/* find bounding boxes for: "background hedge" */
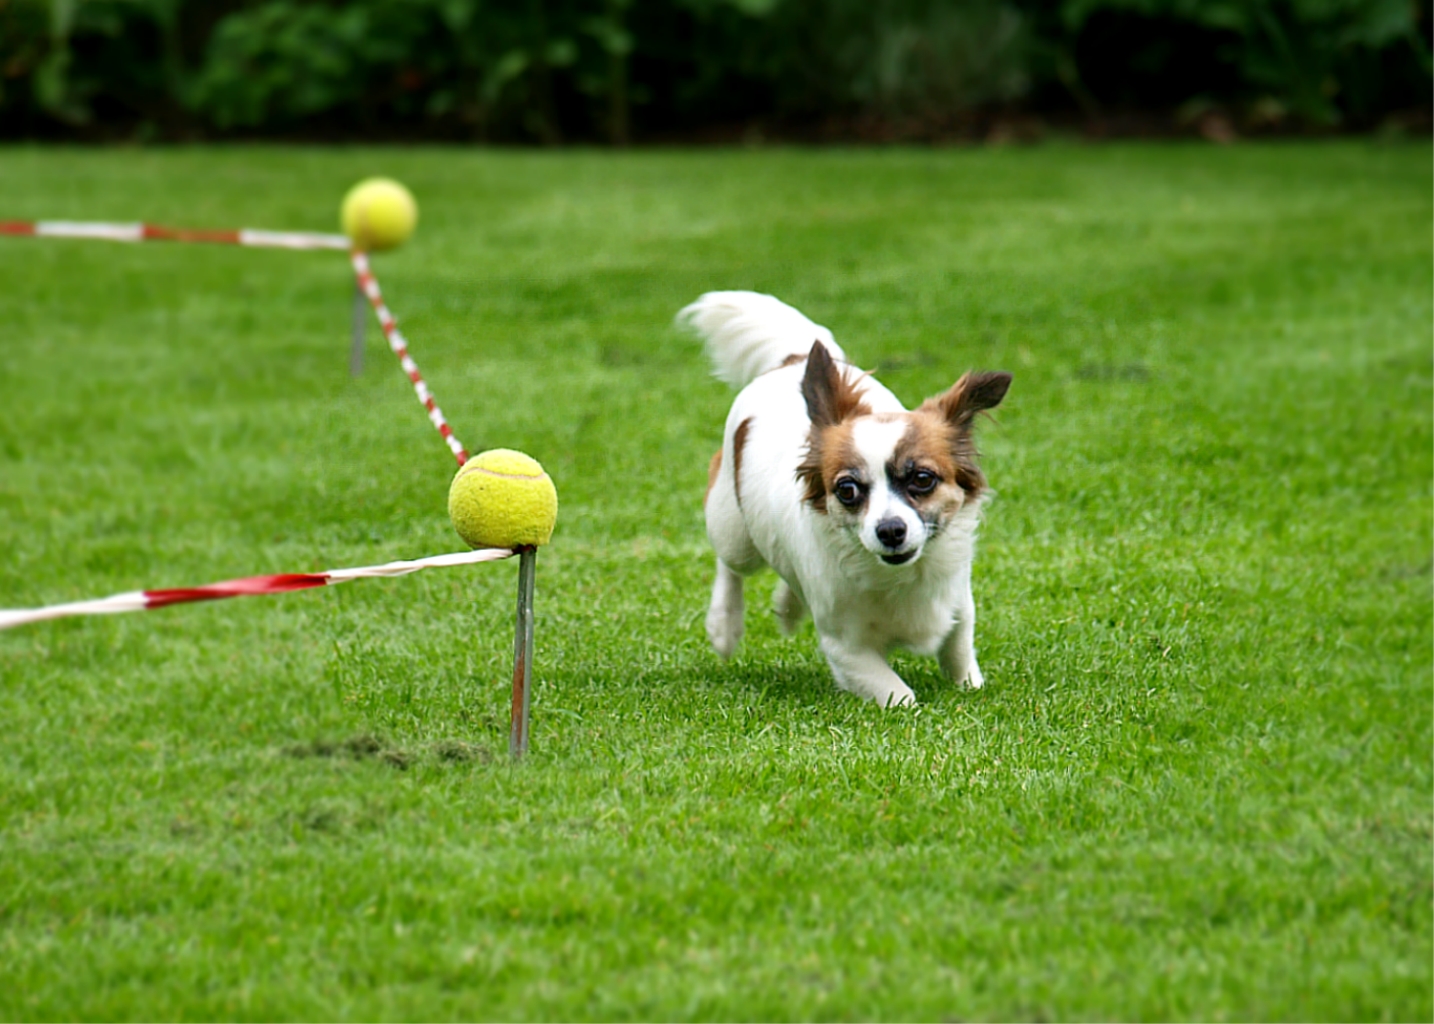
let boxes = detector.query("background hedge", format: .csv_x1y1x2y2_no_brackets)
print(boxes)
2,0,1429,142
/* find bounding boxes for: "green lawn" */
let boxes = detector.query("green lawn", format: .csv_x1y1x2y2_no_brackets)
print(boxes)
0,142,1429,1021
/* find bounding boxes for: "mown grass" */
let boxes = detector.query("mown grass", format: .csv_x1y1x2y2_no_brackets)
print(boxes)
0,142,1429,1021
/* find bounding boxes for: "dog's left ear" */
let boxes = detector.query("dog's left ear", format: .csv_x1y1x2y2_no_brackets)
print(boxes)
801,342,868,428
928,371,1012,432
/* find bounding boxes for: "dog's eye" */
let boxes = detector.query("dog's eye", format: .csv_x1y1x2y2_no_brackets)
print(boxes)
833,479,865,507
908,470,938,495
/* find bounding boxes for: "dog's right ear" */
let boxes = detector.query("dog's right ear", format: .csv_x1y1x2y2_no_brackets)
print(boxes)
930,371,1012,432
801,342,867,428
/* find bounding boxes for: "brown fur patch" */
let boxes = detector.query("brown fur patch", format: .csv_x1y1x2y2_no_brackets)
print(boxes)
795,344,872,511
705,447,722,507
796,420,864,511
732,416,754,508
892,412,960,485
891,411,978,510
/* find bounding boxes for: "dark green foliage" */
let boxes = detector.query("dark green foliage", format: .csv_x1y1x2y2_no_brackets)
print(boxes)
0,0,1427,140
1027,0,1434,125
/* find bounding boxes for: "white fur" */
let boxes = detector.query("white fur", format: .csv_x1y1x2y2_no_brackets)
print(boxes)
676,290,846,389
682,290,991,707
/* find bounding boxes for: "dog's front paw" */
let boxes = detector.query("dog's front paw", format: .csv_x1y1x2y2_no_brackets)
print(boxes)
879,684,918,708
706,606,743,660
940,639,984,691
960,660,985,690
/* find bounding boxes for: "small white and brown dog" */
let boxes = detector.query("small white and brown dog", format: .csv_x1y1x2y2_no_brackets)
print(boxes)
680,290,1011,707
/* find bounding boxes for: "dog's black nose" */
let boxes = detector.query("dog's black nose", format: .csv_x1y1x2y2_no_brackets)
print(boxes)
875,518,907,548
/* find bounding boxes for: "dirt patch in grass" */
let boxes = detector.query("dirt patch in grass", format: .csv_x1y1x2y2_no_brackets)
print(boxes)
281,735,492,770
283,734,412,769
434,740,493,764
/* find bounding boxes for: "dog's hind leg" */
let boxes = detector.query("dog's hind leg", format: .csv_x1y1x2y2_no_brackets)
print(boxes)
772,579,808,635
705,434,762,660
706,558,746,659
705,438,760,660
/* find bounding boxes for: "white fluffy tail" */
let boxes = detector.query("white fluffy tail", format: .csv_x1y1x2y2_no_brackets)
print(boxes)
677,290,846,390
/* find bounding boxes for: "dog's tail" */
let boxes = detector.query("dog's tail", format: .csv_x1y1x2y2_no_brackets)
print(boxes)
677,290,846,390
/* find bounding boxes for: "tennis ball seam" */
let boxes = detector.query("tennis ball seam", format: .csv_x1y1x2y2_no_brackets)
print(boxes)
462,467,545,481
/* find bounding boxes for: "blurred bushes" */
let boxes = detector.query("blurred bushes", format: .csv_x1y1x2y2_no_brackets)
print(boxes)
1,0,1428,140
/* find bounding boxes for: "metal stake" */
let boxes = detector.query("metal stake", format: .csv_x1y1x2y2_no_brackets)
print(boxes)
349,280,367,376
509,546,537,759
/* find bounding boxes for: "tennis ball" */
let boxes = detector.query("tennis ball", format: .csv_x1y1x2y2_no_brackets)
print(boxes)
448,449,558,550
340,177,417,252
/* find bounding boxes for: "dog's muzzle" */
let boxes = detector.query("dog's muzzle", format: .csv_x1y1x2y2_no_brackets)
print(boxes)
874,517,919,564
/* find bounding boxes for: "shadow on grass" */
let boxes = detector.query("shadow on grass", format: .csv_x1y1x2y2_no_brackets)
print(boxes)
706,657,839,707
673,646,985,712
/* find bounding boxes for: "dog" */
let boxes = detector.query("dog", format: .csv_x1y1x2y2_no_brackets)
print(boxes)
679,291,1011,707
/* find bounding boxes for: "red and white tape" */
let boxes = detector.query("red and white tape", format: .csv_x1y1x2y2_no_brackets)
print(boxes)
0,548,514,631
0,220,350,251
350,251,469,466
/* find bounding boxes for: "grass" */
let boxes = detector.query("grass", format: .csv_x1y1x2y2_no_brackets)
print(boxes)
0,141,1429,1021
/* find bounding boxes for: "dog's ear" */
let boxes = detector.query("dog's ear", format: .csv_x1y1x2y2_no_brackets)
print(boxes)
920,371,1011,497
801,342,867,428
928,371,1011,432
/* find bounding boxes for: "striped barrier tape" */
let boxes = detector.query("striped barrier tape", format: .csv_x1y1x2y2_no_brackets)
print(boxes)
0,220,350,250
3,215,538,754
350,251,469,466
0,548,515,631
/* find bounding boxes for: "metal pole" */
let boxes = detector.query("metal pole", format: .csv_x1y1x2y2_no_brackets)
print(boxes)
509,547,537,759
349,280,367,376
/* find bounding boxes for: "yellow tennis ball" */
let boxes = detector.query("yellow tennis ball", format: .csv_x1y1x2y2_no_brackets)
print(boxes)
448,449,558,550
340,177,417,252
